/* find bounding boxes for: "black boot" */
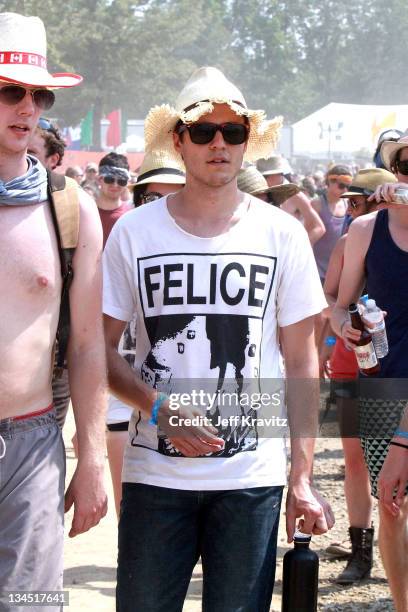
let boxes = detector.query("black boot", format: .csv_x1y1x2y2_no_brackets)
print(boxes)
335,526,374,585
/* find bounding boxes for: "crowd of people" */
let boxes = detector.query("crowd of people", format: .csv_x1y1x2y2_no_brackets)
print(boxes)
0,10,407,612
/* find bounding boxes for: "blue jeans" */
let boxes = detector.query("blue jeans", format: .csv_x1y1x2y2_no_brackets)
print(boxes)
117,483,284,612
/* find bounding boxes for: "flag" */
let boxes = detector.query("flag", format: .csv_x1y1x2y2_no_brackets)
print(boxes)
371,112,396,144
64,126,81,150
121,109,127,143
80,109,93,148
106,109,122,147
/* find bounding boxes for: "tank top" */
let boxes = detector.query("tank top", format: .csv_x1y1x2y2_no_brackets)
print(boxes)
313,192,346,281
365,209,408,378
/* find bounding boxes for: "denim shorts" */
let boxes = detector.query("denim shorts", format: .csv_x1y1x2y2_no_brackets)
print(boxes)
117,482,283,612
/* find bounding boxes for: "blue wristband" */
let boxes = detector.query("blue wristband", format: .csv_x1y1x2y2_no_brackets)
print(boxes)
394,430,408,439
149,393,168,426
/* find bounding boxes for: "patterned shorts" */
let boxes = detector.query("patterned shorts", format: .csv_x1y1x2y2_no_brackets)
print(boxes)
359,396,408,499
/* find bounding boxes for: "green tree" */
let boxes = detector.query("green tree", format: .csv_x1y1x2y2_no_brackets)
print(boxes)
1,0,142,147
2,0,408,144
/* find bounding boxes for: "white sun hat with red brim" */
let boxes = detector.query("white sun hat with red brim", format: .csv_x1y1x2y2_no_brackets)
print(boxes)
0,12,82,88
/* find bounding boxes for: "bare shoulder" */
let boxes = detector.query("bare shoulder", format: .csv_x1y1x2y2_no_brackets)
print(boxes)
76,188,103,251
292,190,310,207
78,187,100,225
280,196,297,215
311,196,321,213
346,211,377,252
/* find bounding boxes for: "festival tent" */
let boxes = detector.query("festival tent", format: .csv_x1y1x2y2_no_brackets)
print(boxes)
291,103,408,159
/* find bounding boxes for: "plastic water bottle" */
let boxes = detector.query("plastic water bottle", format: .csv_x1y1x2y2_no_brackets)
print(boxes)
391,187,408,205
359,294,369,315
364,299,389,358
282,532,319,612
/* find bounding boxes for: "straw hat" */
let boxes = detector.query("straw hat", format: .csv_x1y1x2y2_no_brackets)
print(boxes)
238,165,299,206
144,67,282,164
340,168,397,198
131,149,186,189
256,155,293,176
0,13,82,87
380,135,408,171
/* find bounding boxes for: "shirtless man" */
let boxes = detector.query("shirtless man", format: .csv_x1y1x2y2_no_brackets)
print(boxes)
0,13,107,607
257,155,326,245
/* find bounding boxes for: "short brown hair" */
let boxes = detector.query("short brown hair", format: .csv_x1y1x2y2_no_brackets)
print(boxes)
39,127,66,167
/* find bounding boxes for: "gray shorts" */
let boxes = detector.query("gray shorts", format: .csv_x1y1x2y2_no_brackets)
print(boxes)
0,409,65,612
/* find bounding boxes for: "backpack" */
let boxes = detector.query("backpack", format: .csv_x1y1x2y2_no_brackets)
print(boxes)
46,170,80,376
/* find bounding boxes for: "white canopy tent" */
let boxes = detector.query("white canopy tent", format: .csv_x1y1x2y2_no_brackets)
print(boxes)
291,103,408,159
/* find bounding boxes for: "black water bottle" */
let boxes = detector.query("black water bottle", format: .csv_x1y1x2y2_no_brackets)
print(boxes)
281,532,319,612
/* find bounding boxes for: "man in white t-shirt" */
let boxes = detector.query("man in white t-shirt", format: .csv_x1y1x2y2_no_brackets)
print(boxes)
103,67,334,612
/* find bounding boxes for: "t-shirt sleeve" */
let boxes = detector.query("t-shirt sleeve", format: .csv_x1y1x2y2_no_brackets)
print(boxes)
276,222,327,327
103,222,136,322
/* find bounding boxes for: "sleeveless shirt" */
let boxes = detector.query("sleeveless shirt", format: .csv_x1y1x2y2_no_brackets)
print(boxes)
365,209,408,378
313,192,346,281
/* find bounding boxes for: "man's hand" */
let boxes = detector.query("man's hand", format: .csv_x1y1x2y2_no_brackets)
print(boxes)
286,479,335,543
157,402,225,457
340,319,361,350
368,182,408,207
378,442,408,517
340,310,388,351
64,461,108,537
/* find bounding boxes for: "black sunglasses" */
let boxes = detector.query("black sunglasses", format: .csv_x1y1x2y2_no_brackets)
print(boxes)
329,178,349,190
348,198,366,210
103,175,128,187
177,122,249,145
140,191,163,204
396,160,408,176
0,84,55,111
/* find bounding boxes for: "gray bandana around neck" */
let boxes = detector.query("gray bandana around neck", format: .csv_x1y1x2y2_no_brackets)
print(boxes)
0,155,48,206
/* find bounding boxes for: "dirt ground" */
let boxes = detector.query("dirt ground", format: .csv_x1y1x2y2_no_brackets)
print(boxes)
62,409,394,612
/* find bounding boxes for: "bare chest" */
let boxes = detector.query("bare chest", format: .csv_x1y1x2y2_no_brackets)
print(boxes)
0,203,61,299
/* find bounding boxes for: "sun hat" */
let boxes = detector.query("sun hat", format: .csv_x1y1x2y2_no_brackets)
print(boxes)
340,168,397,198
0,13,82,87
380,135,408,171
130,149,186,189
144,67,282,164
85,162,98,172
238,165,299,206
256,155,293,176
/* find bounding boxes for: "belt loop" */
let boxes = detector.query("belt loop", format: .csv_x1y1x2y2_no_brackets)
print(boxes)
0,434,6,459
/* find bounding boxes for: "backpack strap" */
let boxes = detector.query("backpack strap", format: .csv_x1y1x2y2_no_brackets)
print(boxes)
47,170,80,375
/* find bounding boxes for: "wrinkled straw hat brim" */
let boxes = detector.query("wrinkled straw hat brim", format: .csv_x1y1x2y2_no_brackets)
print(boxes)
144,100,282,164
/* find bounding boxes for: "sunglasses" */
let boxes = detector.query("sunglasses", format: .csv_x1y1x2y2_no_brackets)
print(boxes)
0,84,55,111
348,198,366,210
103,175,128,187
140,191,163,204
396,160,408,175
177,122,249,145
329,178,349,190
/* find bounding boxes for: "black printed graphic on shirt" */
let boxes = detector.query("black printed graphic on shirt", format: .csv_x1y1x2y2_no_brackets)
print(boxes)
137,252,277,457
120,315,137,368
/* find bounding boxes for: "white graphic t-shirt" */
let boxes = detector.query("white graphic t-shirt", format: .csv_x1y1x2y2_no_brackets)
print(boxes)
103,197,326,490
